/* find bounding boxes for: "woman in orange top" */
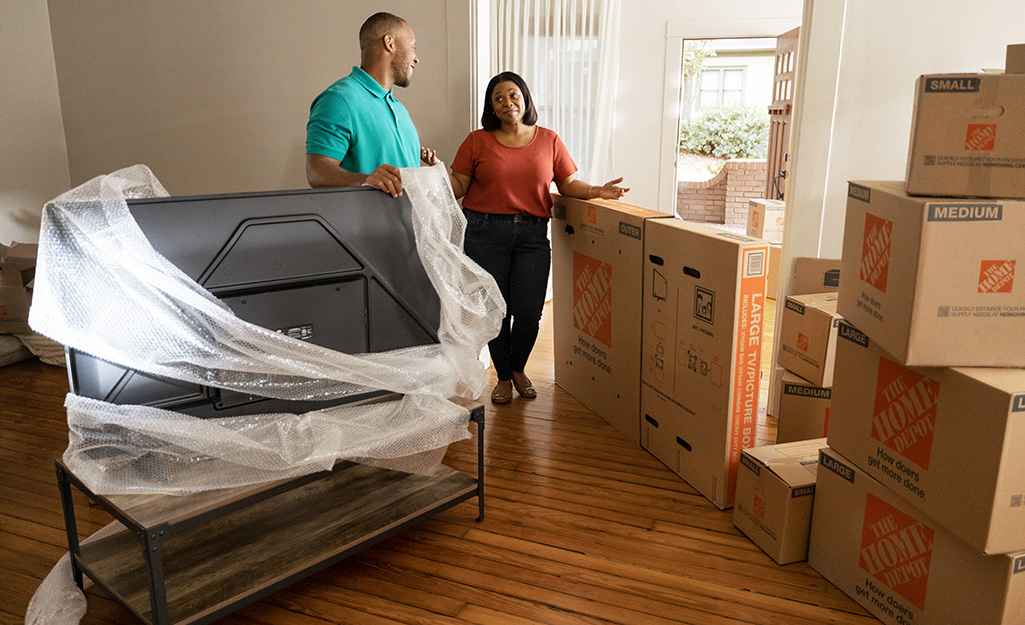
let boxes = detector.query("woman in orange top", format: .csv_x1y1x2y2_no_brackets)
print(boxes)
449,71,629,404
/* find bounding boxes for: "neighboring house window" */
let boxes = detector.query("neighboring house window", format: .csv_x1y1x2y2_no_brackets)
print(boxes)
699,67,746,108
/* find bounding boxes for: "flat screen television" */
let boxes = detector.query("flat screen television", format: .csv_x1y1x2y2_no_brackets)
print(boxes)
66,186,441,418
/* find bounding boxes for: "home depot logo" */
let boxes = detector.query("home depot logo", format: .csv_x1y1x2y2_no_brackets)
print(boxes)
572,251,612,347
587,205,597,224
860,213,892,292
753,494,766,519
797,332,810,352
860,492,934,610
978,260,1016,294
965,124,996,151
751,212,760,229
873,357,939,470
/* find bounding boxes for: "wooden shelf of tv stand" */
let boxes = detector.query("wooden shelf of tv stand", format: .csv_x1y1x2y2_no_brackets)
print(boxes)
56,400,484,625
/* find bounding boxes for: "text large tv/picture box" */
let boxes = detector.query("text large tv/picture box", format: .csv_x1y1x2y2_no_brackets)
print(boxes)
551,196,669,444
809,447,1025,625
827,320,1025,555
906,47,1025,199
838,181,1025,368
639,220,768,509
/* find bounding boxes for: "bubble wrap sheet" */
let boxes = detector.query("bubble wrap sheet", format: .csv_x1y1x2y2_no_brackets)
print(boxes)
29,163,505,495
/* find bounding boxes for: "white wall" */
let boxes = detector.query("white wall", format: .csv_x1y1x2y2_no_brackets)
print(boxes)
615,0,804,210
703,52,775,110
785,0,1025,263
0,1,70,245
44,0,472,197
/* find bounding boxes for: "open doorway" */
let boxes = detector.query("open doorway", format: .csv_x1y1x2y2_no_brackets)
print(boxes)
656,19,802,216
677,38,777,188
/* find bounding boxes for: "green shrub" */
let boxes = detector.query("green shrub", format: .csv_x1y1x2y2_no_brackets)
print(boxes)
679,102,769,159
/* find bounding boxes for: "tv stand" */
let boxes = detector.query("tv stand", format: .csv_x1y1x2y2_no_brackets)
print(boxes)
55,400,484,625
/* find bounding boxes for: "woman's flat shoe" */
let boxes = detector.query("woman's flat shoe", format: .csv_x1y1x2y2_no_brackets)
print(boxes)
512,377,537,399
491,381,512,405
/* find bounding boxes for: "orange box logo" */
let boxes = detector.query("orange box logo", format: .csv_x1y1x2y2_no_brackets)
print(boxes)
978,260,1015,293
859,213,892,292
753,494,766,519
965,124,996,151
797,332,809,352
587,205,597,224
873,357,939,470
752,212,760,228
860,492,934,610
572,251,612,347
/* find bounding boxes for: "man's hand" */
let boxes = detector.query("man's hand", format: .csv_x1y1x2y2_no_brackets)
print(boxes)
364,164,404,197
420,146,438,165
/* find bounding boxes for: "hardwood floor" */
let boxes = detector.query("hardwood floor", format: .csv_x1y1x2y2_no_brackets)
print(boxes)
0,300,876,625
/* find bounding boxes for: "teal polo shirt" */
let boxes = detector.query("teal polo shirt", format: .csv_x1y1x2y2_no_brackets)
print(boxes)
306,66,421,174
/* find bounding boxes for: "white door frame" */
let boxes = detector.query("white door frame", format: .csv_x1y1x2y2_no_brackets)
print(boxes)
657,18,802,215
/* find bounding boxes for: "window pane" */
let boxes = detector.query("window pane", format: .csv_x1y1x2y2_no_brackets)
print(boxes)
700,69,720,90
723,69,744,91
699,89,718,109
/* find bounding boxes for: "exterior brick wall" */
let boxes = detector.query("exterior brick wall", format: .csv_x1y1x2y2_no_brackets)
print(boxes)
676,159,767,224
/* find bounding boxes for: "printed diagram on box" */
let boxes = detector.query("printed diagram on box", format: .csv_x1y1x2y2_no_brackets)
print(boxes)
652,320,667,383
652,267,668,301
695,286,715,324
678,342,723,389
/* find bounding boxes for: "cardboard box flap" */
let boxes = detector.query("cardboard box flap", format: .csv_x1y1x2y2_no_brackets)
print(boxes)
745,438,826,486
552,194,666,221
1007,43,1025,74
1,242,38,270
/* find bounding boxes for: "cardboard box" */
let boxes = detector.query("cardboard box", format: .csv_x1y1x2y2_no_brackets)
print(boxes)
827,320,1025,554
734,438,825,564
809,446,1025,625
777,293,842,388
640,219,768,509
839,180,1025,367
747,199,785,244
906,47,1025,199
766,363,785,419
766,244,782,300
551,196,669,444
0,243,37,334
777,370,831,444
1008,44,1025,74
791,257,841,295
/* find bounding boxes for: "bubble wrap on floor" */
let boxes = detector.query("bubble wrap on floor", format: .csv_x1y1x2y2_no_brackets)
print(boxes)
28,163,504,495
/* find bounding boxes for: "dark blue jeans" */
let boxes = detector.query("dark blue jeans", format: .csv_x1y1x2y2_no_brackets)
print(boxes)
463,209,551,381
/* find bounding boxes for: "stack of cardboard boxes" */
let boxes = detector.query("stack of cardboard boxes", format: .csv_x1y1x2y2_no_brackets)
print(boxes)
552,196,769,510
774,292,841,443
808,44,1025,624
747,199,785,299
0,243,37,335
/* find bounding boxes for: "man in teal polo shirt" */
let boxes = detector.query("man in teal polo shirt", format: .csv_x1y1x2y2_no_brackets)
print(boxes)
306,12,434,197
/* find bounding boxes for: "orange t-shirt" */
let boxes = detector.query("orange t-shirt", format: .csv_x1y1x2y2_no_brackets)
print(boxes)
451,126,577,218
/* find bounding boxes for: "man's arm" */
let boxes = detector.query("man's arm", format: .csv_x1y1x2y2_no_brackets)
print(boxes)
306,153,404,197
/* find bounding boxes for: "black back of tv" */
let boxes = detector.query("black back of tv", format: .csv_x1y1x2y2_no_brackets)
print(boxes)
66,186,441,418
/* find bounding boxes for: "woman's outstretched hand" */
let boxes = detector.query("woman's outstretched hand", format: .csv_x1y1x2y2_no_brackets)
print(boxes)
596,177,630,200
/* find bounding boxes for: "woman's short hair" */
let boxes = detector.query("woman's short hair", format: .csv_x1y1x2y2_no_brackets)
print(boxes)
481,71,538,130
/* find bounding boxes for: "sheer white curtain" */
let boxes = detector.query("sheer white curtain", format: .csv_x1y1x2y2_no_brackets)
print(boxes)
490,0,622,183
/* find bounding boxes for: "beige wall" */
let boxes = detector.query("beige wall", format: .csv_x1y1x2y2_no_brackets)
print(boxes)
45,0,473,197
1,0,71,245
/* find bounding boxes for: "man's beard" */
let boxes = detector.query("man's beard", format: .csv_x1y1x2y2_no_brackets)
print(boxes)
392,58,412,88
